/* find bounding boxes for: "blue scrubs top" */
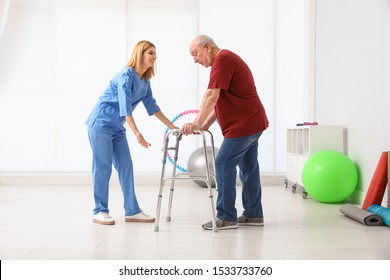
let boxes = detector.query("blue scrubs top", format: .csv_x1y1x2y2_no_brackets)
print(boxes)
86,67,160,134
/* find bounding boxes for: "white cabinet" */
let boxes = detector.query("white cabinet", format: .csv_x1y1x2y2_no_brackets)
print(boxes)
285,125,344,197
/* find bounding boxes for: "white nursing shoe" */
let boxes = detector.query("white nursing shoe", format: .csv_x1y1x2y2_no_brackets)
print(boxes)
93,212,115,225
125,211,155,223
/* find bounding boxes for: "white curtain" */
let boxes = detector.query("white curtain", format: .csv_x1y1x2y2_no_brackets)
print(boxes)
0,0,10,39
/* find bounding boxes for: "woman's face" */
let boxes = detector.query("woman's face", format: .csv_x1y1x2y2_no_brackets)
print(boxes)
143,46,157,68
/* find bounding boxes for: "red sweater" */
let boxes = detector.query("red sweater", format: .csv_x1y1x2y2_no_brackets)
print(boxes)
208,50,269,138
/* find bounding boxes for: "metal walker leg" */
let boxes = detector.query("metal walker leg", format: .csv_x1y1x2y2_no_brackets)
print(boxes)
166,132,181,222
154,129,218,233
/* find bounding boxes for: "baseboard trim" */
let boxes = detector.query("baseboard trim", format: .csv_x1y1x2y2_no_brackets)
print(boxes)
0,172,286,187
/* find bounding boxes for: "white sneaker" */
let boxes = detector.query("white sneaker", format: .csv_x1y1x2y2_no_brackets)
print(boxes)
93,212,115,225
125,211,155,223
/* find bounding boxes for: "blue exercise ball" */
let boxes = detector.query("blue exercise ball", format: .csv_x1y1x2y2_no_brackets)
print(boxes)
301,150,358,203
187,146,219,188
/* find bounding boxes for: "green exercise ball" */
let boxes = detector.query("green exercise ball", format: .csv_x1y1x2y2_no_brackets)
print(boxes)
301,150,358,203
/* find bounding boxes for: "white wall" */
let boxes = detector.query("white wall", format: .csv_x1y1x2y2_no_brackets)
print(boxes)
274,0,310,171
0,0,127,172
0,0,308,175
314,0,390,203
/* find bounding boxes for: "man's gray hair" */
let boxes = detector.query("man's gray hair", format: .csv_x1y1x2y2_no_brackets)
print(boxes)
196,35,218,47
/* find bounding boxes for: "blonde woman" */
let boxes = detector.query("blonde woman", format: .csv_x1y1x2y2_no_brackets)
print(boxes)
86,41,177,225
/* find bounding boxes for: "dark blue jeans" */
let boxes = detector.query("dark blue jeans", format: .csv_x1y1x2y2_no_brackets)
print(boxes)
215,131,264,221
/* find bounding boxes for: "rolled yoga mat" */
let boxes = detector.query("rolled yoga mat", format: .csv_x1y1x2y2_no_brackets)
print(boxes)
339,204,383,226
367,204,390,227
362,152,388,210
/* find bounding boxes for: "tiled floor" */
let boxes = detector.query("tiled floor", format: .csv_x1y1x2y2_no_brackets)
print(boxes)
0,183,389,260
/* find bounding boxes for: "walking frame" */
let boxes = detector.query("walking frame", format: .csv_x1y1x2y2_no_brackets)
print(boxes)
154,129,218,232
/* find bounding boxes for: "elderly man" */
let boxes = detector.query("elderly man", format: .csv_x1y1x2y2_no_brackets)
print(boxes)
182,35,269,230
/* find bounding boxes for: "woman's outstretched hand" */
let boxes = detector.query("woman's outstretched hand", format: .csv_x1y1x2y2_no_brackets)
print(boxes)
136,133,151,148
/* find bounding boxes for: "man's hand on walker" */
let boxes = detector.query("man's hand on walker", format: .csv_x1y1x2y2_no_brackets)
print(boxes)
181,122,200,135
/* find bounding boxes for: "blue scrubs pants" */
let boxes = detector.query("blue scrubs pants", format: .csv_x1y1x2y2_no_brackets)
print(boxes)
88,128,141,216
215,131,264,222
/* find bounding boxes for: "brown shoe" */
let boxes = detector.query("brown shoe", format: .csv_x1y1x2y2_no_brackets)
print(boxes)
237,215,264,226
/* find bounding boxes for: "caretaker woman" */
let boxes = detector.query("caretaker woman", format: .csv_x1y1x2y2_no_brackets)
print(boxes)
86,40,177,225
